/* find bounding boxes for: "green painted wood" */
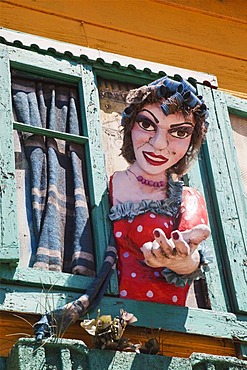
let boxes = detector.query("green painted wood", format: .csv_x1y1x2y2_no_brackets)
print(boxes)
0,43,113,294
2,42,114,291
0,45,19,263
0,181,2,249
187,100,228,313
212,90,247,314
0,357,6,370
79,65,111,273
0,285,247,341
79,65,108,207
201,87,247,313
7,45,82,83
240,343,247,360
216,92,247,251
6,44,113,286
225,94,247,118
13,122,88,144
94,67,159,86
0,266,93,292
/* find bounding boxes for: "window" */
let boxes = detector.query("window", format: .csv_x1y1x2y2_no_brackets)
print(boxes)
0,38,246,354
188,87,247,313
0,44,113,295
13,71,96,275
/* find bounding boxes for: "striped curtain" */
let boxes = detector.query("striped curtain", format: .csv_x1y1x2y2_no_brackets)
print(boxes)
12,76,95,276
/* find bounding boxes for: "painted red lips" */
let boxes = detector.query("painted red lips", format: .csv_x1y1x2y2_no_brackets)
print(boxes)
143,151,168,166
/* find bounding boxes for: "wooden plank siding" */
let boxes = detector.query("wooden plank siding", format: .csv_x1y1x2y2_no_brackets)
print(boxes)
0,311,237,359
0,0,246,96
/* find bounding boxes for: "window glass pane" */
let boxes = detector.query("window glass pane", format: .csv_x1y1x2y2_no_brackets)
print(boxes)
230,114,247,195
12,73,95,276
11,70,83,136
98,77,136,178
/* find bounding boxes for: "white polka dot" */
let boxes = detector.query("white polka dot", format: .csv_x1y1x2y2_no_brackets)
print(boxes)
184,215,191,221
131,272,137,278
123,252,129,258
115,231,122,238
201,218,205,224
150,214,156,218
180,208,185,213
117,270,120,275
170,220,173,226
120,290,127,297
164,222,169,228
128,219,133,223
137,225,143,232
172,295,178,303
146,290,154,298
154,271,160,277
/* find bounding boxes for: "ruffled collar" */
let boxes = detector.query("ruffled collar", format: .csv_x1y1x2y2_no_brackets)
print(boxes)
109,176,183,221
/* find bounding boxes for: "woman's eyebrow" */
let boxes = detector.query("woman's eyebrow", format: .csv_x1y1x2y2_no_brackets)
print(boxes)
139,109,159,123
170,122,194,128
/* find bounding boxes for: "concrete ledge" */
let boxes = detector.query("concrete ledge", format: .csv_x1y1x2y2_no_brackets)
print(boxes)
6,338,247,370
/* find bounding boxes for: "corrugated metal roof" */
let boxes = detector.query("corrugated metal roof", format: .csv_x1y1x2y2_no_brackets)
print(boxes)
0,27,218,88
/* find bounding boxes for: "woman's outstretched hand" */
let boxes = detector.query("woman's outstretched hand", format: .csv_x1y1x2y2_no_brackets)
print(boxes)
140,224,210,275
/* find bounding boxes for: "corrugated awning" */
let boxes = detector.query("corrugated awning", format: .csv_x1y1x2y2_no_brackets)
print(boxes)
0,27,218,88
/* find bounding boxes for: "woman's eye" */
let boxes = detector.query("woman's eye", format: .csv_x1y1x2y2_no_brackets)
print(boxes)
136,119,156,131
169,127,193,139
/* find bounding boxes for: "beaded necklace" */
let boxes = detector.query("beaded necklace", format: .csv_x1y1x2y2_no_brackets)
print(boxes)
127,168,166,188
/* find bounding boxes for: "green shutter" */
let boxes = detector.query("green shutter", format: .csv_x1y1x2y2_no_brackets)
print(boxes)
188,85,247,313
196,85,247,313
212,90,247,313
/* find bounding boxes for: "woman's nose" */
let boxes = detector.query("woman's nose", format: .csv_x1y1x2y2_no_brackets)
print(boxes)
149,129,168,150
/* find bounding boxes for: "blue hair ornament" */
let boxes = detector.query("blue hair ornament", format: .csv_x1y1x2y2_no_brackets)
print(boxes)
121,75,208,125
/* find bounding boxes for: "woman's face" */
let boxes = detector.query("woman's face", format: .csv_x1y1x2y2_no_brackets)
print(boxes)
131,102,194,176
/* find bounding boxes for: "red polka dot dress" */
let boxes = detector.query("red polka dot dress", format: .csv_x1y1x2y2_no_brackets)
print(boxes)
109,175,209,306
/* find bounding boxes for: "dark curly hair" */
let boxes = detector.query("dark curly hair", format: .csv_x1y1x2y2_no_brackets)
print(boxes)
121,91,208,176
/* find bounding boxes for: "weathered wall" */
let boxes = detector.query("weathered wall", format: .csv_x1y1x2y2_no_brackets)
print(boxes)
5,338,247,370
0,0,246,96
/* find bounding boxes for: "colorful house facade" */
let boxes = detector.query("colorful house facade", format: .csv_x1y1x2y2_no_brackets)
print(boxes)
0,1,247,369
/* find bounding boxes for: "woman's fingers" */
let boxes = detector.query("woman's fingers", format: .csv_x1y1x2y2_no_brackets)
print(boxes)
141,224,210,268
170,231,190,257
178,224,210,253
153,228,176,258
140,240,163,267
153,224,210,256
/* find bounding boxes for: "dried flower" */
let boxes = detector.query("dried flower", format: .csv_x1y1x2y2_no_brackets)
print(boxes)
80,309,139,351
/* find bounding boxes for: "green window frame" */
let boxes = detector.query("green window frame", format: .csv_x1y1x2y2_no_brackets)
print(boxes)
188,86,247,314
0,39,246,354
0,43,113,293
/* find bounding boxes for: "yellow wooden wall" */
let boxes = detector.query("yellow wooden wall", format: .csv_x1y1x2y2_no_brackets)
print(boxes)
0,0,246,97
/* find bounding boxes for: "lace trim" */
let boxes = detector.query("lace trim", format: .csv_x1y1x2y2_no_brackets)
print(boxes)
109,176,183,221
